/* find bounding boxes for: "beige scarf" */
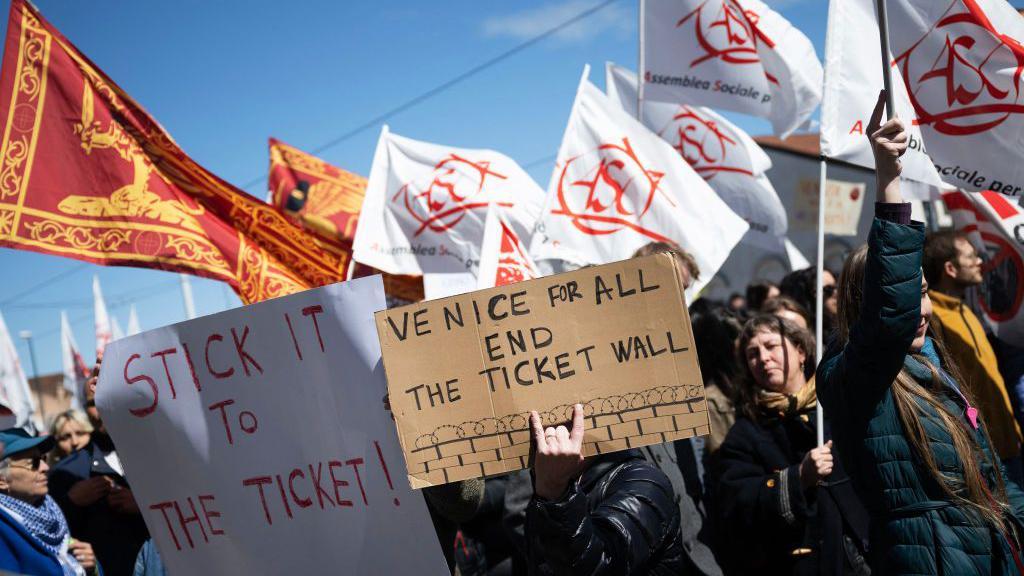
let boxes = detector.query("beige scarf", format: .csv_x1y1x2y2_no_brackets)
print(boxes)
758,377,817,419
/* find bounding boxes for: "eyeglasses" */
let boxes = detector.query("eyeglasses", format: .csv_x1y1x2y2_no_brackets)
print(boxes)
823,285,837,298
7,455,42,471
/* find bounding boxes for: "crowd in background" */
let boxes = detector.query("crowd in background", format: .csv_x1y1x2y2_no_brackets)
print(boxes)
1,113,1023,576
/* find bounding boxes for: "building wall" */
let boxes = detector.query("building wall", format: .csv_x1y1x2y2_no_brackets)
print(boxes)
27,373,74,430
702,148,931,301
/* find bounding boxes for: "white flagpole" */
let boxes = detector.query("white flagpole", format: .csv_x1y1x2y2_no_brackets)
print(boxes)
815,159,827,447
876,0,896,119
180,274,197,320
637,0,646,124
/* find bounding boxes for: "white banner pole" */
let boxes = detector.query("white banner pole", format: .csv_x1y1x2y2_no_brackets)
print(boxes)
816,158,827,447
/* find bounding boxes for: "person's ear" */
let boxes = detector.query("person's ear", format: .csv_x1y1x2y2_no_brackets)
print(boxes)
0,474,9,492
943,259,958,279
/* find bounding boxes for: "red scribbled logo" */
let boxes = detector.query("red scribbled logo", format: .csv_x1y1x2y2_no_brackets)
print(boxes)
551,138,674,242
676,0,778,84
662,105,751,179
944,190,1024,322
391,154,510,237
894,0,1024,136
495,221,535,286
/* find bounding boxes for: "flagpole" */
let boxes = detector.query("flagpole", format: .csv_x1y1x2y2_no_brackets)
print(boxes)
345,256,357,281
180,274,197,320
876,0,896,119
815,157,827,447
638,0,646,124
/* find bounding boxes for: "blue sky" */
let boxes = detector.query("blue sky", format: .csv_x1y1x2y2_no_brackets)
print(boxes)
0,0,835,376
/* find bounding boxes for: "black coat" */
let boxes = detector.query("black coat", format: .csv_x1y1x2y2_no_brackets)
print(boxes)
48,441,149,576
525,449,684,575
712,409,869,576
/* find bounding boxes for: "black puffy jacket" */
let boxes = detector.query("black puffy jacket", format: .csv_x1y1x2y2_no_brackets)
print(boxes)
525,449,684,575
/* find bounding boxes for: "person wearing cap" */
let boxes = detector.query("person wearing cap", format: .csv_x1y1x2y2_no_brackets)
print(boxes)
0,428,99,575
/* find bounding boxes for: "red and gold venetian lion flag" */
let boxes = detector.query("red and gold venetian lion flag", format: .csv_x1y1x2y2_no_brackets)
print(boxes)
0,0,349,304
267,138,424,302
268,137,365,241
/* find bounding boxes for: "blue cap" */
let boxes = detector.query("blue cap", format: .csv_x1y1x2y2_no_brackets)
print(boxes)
0,428,54,459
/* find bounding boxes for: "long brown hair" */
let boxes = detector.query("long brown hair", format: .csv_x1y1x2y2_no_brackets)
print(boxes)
837,245,1009,529
734,315,815,422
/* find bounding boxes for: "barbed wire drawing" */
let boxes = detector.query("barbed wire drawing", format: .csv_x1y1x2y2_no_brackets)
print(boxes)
407,384,710,485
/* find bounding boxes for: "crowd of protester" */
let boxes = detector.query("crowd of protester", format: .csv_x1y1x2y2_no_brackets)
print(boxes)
2,95,1024,575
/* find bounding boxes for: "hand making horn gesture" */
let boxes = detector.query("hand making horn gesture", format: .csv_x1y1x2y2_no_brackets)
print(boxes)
530,403,586,501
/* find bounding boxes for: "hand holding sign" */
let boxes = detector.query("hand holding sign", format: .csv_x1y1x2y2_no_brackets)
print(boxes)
531,404,585,501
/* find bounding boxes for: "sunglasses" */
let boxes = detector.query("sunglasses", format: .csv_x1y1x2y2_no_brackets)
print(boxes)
823,285,836,298
7,454,42,471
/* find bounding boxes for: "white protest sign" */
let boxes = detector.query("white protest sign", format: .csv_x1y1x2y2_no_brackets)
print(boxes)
96,276,447,575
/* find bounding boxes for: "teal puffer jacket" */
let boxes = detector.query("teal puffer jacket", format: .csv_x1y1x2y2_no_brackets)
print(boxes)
818,217,1024,576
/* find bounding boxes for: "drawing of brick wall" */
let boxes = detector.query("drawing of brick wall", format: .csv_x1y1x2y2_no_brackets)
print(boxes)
408,385,710,485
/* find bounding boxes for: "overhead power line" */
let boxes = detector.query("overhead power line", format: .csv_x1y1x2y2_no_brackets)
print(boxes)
0,262,91,308
239,0,622,192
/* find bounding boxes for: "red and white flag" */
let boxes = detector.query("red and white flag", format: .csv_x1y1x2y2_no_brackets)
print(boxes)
885,0,1024,196
353,127,545,275
641,0,823,137
93,275,112,358
530,69,749,299
477,206,540,289
0,312,35,430
606,63,787,239
819,0,944,194
61,311,89,411
942,189,1024,343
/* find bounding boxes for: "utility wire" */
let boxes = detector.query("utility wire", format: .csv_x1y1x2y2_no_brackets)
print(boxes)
238,0,622,192
0,262,91,307
26,280,180,341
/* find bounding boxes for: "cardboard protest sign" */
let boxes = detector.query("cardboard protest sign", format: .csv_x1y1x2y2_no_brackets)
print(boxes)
96,277,447,575
376,253,709,488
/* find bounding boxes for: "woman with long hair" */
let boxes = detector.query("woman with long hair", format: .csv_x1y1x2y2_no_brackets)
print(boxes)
818,92,1024,574
713,315,868,575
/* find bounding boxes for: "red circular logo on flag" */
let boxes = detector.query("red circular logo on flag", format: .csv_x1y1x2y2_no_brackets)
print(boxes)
660,106,750,179
551,138,673,242
894,0,1024,136
977,230,1024,322
391,154,508,237
676,0,778,84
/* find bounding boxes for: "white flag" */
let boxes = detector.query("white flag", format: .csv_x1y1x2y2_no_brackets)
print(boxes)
422,273,477,300
884,0,1024,195
478,205,540,289
819,0,944,191
127,305,141,336
61,311,89,411
0,312,36,430
530,70,749,298
352,127,546,275
93,275,112,357
641,0,823,137
942,189,1024,343
111,317,124,342
606,63,787,239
